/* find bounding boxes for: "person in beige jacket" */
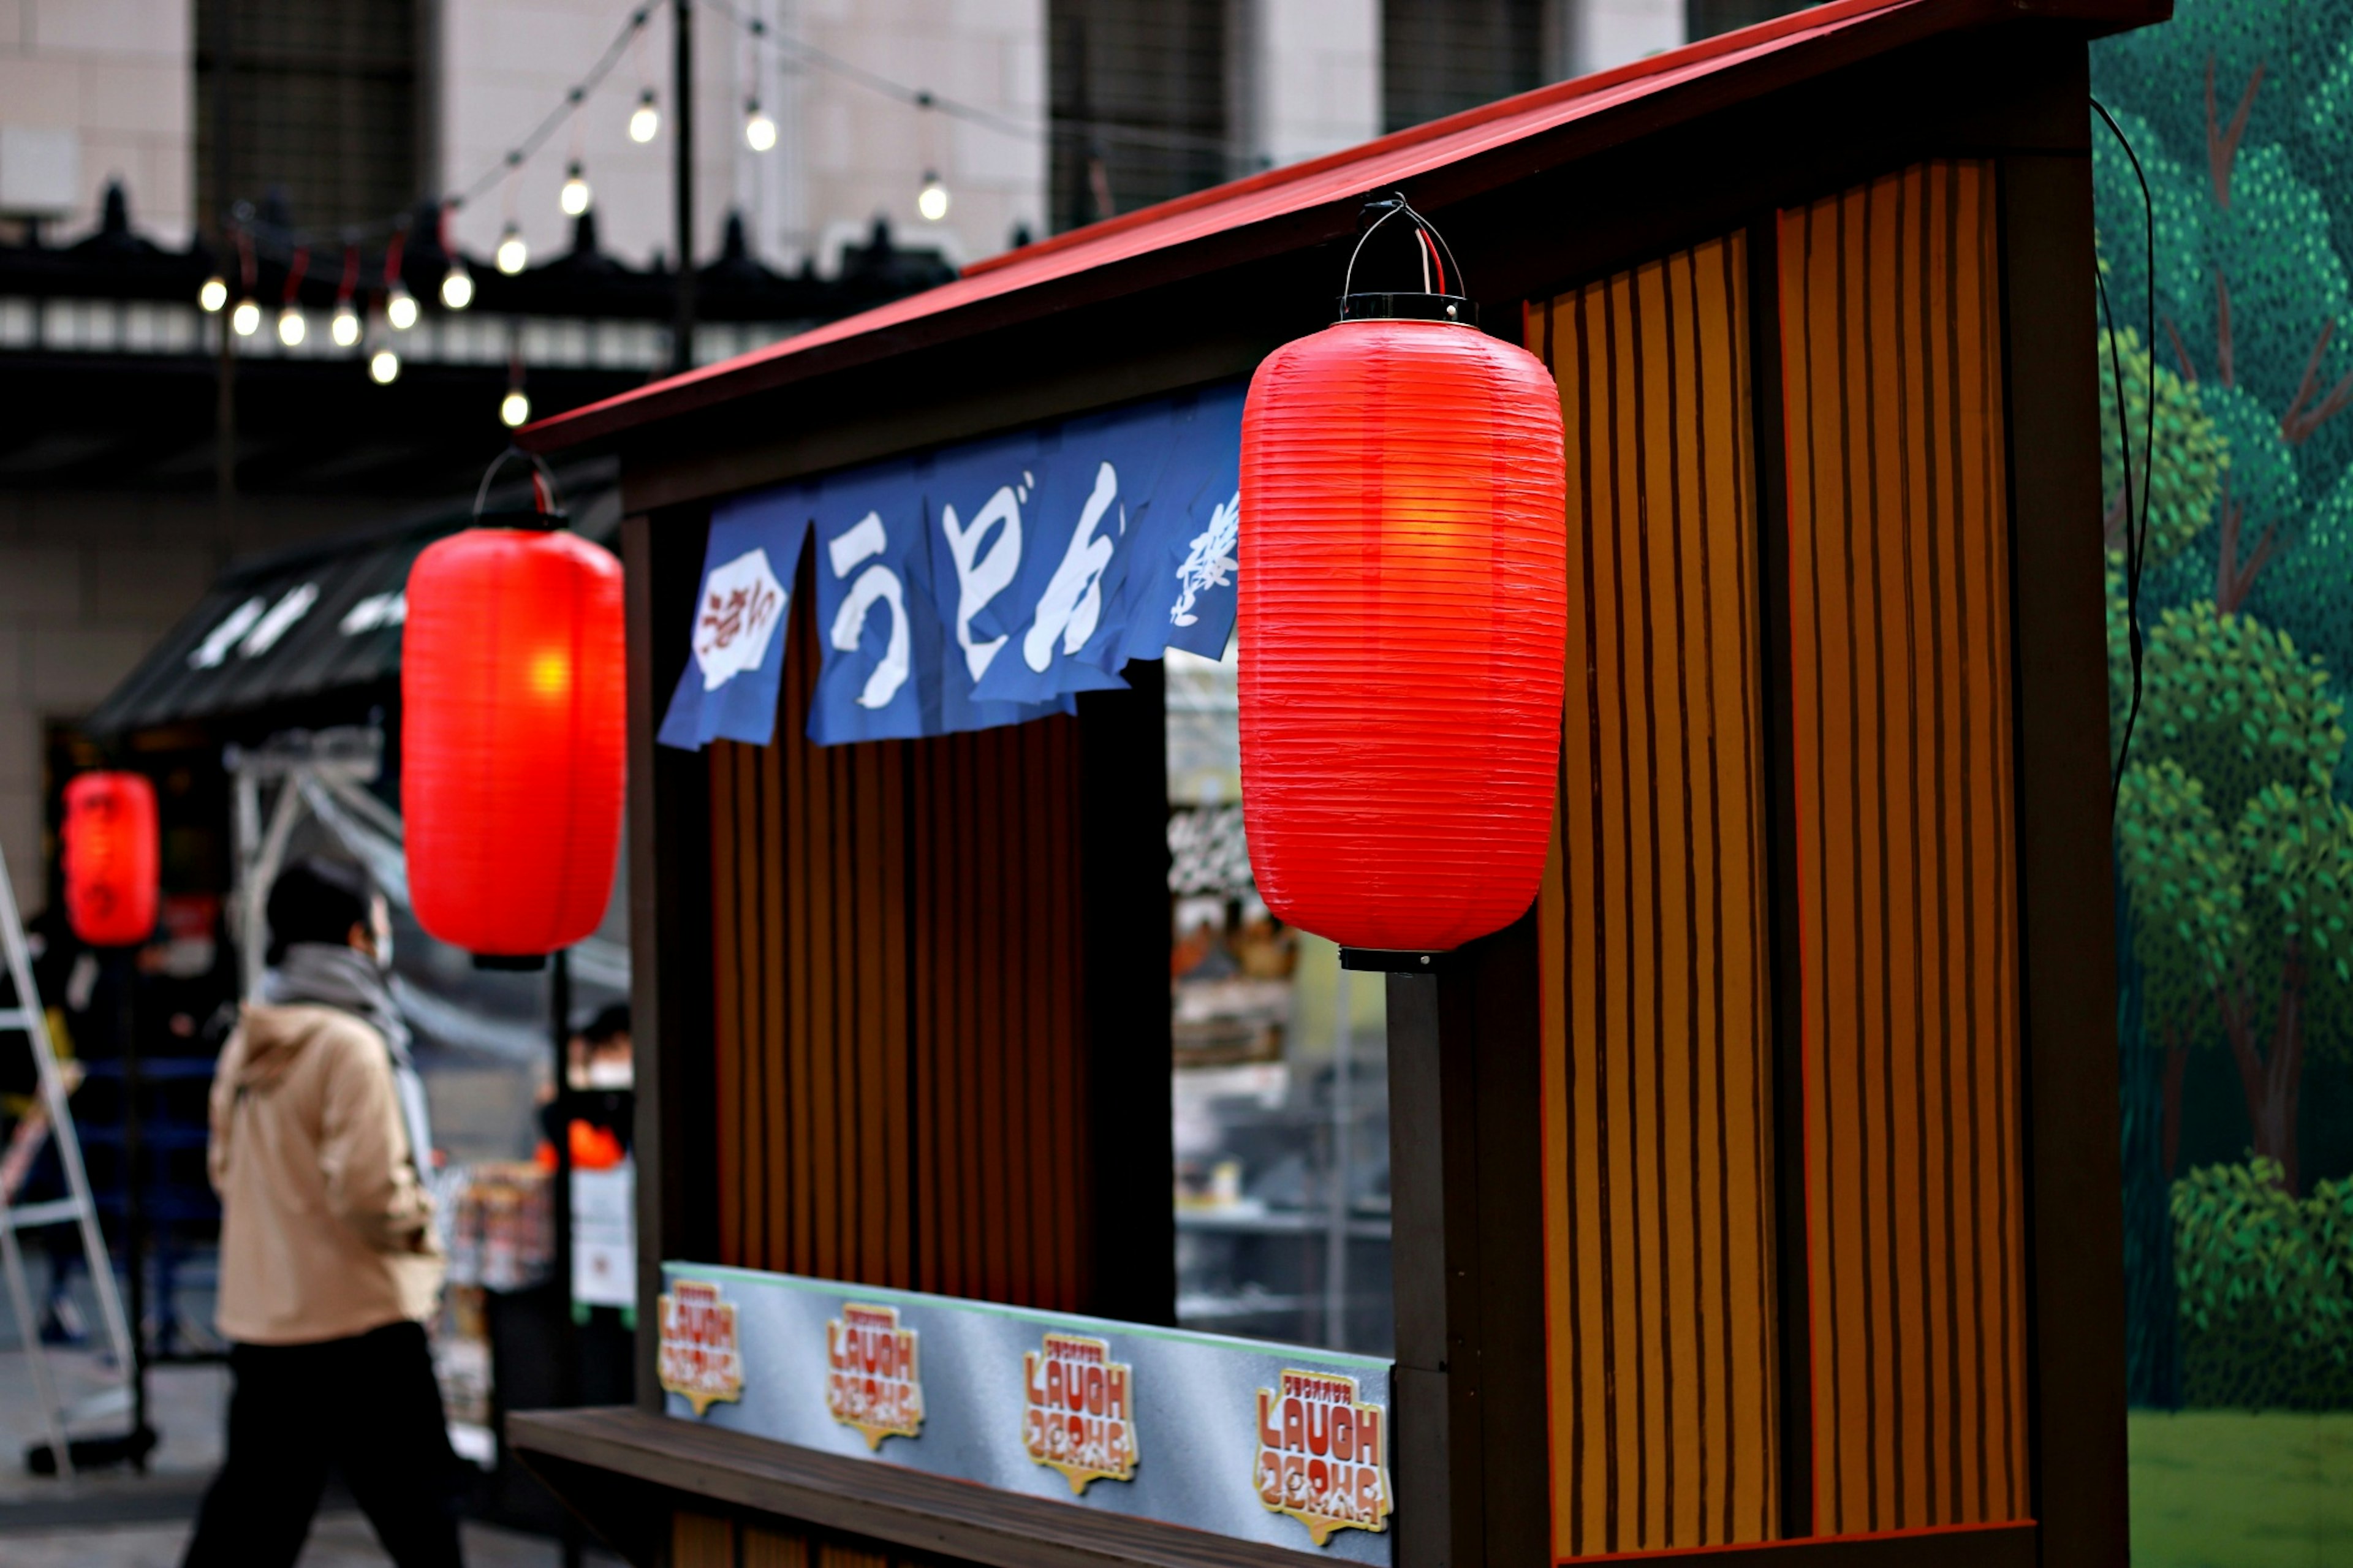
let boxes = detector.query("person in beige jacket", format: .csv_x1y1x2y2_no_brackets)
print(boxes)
182,858,463,1568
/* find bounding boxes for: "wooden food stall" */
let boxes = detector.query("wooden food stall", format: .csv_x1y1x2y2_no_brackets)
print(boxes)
506,0,2154,1561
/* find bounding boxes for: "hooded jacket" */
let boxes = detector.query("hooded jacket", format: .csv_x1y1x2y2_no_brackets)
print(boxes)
208,1000,444,1345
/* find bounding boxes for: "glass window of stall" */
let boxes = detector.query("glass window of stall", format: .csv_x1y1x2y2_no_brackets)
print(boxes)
1164,646,1393,1355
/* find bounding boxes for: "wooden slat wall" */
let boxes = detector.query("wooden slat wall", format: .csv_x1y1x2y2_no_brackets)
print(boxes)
674,1511,915,1568
1529,233,1783,1559
710,556,1089,1311
1776,159,2031,1535
906,724,1088,1306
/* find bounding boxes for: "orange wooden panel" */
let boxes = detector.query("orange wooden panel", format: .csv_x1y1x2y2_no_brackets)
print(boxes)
1530,232,1781,1559
743,1524,813,1568
673,1510,736,1568
1776,159,2029,1536
708,549,1088,1309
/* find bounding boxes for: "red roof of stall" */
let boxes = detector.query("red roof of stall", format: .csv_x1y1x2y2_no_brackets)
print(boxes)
518,0,2155,453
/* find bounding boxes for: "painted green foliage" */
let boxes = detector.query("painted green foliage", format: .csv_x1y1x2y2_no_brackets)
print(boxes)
2098,0,2353,1207
2172,1159,2353,1409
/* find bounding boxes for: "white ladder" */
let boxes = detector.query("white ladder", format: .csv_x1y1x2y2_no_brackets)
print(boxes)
0,843,137,1479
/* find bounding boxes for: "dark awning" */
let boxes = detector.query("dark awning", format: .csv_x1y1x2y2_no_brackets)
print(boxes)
86,478,619,737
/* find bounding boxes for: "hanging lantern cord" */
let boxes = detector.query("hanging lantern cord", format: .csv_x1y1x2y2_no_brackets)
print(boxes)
472,445,569,529
1339,192,1471,324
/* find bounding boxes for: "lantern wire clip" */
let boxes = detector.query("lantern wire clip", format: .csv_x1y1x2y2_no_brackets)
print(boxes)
472,445,570,531
1338,192,1475,327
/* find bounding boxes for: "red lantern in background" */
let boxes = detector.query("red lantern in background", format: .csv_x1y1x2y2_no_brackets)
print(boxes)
1238,199,1566,954
63,771,160,948
402,473,625,963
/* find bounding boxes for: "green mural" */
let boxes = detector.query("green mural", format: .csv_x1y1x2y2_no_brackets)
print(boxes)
2094,0,2353,1551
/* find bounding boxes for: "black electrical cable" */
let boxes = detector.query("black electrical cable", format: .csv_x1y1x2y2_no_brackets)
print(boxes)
2093,94,2158,819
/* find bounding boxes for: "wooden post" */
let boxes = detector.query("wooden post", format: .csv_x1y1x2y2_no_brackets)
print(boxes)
625,508,718,1412
1375,914,1547,1567
1999,108,2131,1568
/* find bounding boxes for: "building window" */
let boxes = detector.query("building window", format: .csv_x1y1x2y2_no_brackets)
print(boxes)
1381,0,1542,134
1048,0,1231,233
195,0,423,237
1684,0,1819,45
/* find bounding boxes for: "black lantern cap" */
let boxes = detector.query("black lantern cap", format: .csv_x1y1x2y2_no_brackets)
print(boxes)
1335,192,1477,326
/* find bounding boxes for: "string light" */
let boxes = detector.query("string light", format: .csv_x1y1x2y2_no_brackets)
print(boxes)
501,387,532,427
629,88,660,143
274,246,311,347
560,161,593,216
387,282,419,330
917,171,949,222
329,246,361,347
198,275,227,312
369,346,401,384
745,99,776,151
442,259,475,310
495,225,529,276
231,298,260,336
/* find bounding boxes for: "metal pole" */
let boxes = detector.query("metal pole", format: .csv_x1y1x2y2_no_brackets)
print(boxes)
550,947,583,1568
116,953,150,1469
211,0,236,509
670,0,695,373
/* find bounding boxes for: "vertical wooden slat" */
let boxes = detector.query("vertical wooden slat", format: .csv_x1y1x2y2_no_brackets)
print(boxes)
711,743,745,1267
1776,159,2030,1537
879,743,911,1289
784,602,816,1274
1531,230,1779,1558
1050,718,1085,1309
758,697,785,1273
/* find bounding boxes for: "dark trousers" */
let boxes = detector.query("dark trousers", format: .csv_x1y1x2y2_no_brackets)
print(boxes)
182,1319,465,1568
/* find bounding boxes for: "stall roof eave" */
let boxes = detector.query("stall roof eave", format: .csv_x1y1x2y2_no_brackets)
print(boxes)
514,0,2162,460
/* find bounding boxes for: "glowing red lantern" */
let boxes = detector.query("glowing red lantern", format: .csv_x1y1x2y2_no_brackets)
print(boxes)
1238,206,1566,953
63,771,159,947
402,513,625,962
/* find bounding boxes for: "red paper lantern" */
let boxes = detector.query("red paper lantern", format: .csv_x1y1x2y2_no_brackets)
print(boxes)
63,771,159,948
402,526,626,960
1238,300,1566,954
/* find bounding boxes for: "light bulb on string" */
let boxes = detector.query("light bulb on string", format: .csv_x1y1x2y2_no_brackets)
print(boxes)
369,346,401,384
277,305,306,347
500,387,531,428
495,225,528,276
629,89,660,144
441,260,474,310
745,99,776,152
560,162,592,217
917,171,950,223
387,283,419,330
231,298,260,336
198,275,228,312
330,303,361,347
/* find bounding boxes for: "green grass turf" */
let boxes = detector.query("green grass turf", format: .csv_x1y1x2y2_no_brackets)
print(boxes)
2129,1410,2353,1567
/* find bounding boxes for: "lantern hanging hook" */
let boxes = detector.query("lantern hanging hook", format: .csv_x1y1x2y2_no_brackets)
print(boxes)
1341,191,1468,304
472,445,568,528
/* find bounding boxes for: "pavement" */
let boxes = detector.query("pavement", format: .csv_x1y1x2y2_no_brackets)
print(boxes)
0,1253,619,1566
1,1515,618,1567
